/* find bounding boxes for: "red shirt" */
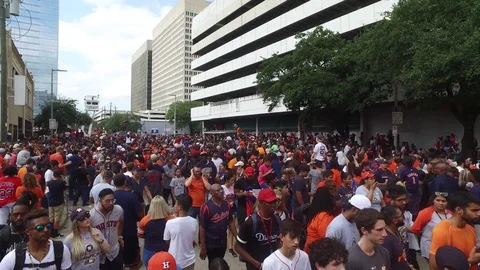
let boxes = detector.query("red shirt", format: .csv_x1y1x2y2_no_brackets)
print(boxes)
0,176,22,207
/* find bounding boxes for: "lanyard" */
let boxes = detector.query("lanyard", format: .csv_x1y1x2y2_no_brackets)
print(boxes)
258,212,273,251
435,211,446,221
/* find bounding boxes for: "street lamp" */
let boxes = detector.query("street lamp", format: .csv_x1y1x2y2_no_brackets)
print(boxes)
169,94,177,136
51,68,67,136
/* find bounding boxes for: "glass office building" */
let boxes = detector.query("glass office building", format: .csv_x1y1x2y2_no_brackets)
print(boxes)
10,0,59,116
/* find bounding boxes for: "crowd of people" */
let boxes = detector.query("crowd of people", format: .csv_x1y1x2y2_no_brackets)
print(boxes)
0,130,478,269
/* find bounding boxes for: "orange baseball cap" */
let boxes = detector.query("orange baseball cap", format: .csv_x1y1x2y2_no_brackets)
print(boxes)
148,252,181,270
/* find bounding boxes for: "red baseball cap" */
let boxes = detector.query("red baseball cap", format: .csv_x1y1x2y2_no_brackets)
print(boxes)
148,252,180,270
244,167,255,176
361,170,375,180
258,189,277,203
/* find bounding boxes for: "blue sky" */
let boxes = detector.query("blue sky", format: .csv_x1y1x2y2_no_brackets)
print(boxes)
58,0,177,111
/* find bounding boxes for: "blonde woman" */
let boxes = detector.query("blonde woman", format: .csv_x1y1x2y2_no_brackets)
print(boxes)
138,195,172,267
64,208,110,270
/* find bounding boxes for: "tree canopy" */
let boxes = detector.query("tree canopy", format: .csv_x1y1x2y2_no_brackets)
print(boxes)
351,0,480,156
98,113,141,133
34,99,92,132
257,0,480,155
166,100,203,133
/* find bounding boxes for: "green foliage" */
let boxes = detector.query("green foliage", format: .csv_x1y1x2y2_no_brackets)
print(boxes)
98,113,141,133
257,0,480,154
352,0,480,156
166,100,203,133
257,27,383,134
34,99,92,132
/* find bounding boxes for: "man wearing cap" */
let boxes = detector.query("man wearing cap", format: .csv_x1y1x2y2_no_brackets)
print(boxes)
147,251,182,270
234,167,261,226
235,188,281,270
326,194,372,248
196,151,217,185
355,170,385,212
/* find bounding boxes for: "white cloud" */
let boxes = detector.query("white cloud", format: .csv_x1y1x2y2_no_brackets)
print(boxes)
58,1,172,111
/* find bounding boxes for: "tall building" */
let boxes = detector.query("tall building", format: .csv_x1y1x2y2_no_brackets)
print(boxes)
11,0,59,116
151,0,210,111
131,40,153,111
190,0,398,133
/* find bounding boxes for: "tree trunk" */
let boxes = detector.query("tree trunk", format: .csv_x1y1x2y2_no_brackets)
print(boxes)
451,104,479,159
460,119,475,159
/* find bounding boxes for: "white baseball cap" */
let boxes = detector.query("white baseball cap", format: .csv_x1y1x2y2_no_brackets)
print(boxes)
348,195,372,210
234,161,244,167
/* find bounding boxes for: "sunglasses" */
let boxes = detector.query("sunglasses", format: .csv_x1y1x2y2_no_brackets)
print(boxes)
77,212,91,222
435,192,448,197
33,222,53,232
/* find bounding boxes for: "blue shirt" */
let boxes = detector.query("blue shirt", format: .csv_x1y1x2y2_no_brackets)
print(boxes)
470,184,480,199
114,190,142,237
431,174,459,197
67,155,83,174
400,168,421,194
199,199,232,248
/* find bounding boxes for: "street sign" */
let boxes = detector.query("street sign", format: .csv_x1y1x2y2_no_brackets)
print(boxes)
392,112,403,125
151,128,159,134
49,119,57,130
392,125,398,136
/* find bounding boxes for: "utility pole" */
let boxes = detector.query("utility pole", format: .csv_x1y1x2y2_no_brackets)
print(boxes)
109,102,112,116
0,0,7,142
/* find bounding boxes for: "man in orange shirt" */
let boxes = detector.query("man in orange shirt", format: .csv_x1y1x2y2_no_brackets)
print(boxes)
429,191,480,270
185,166,211,219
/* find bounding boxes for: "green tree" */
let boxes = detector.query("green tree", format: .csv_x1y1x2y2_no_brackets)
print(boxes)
98,113,141,133
34,99,92,132
351,0,480,157
257,27,386,136
166,100,203,134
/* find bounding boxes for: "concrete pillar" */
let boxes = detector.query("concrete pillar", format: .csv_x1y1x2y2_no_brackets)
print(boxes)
255,117,259,136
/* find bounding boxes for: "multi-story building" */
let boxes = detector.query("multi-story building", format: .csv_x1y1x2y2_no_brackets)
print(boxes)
7,34,35,140
190,0,398,133
12,0,59,116
131,40,153,111
151,0,210,111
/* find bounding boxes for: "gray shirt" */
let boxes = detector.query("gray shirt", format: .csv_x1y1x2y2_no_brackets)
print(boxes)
16,150,30,167
309,169,322,193
163,165,177,189
346,244,391,270
89,205,123,263
326,214,360,248
64,229,106,270
89,183,115,205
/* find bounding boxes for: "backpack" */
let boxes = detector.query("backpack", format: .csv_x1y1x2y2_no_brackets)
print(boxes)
239,212,282,263
14,240,63,270
0,225,11,260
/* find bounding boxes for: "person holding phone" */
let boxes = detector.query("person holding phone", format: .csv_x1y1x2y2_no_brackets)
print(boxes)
355,170,385,212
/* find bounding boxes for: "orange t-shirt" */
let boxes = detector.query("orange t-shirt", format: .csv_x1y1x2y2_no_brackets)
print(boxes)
16,186,44,209
387,162,398,174
188,176,207,207
304,212,334,254
50,153,64,166
17,167,28,181
227,158,237,170
331,169,342,187
430,220,477,270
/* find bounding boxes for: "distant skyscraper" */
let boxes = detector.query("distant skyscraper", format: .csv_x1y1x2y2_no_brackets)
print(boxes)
131,40,152,111
151,0,210,111
11,0,59,116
